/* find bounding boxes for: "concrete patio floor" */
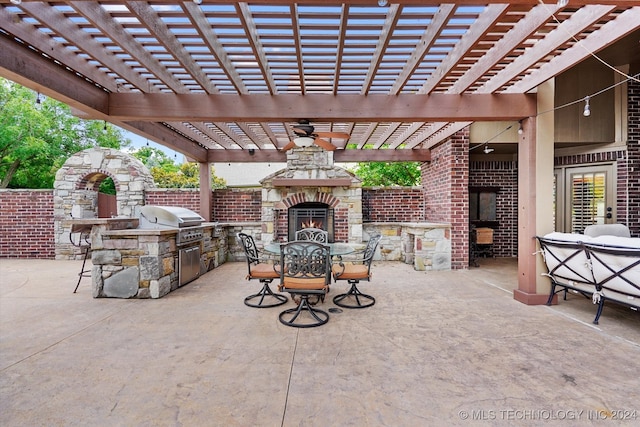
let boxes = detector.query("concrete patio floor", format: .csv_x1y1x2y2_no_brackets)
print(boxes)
1,257,638,426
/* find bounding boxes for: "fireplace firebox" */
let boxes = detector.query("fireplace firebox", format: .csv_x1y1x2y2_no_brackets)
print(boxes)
288,202,334,242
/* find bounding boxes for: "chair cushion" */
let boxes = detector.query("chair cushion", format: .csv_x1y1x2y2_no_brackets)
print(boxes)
249,263,280,279
333,263,369,280
282,276,327,290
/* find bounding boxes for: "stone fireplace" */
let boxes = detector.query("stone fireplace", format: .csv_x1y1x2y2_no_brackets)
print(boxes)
260,147,362,244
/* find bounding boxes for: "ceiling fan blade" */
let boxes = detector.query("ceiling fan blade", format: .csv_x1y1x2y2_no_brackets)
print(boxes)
314,131,350,139
313,137,337,151
281,140,297,151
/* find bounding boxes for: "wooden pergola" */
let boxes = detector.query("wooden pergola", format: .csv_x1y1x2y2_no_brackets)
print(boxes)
2,0,639,303
2,0,638,163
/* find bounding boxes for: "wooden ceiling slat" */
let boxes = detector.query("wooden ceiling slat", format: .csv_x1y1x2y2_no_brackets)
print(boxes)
481,4,620,93
418,4,509,95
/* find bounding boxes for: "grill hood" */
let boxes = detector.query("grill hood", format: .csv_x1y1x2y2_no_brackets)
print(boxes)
139,206,204,229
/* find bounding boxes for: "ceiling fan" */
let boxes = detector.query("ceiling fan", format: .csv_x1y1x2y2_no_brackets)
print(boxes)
281,120,350,151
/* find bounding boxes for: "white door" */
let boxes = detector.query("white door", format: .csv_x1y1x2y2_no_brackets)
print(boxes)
561,165,615,233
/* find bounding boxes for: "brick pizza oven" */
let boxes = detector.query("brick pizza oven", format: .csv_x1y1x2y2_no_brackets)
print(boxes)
260,146,362,244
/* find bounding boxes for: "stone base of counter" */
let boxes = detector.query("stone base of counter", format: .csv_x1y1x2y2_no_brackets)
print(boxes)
364,222,451,271
90,223,227,298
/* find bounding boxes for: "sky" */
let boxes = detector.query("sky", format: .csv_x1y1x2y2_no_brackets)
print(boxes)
120,128,182,161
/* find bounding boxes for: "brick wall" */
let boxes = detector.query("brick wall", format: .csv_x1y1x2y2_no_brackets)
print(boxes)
144,189,201,213
212,188,262,222
627,77,640,237
0,190,54,258
469,160,518,257
422,128,470,269
362,187,424,222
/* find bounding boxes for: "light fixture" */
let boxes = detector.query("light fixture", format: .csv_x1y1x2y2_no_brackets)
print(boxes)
193,0,203,4
294,136,314,147
378,0,388,6
557,0,569,7
517,121,523,135
583,96,591,117
483,145,494,154
10,0,22,5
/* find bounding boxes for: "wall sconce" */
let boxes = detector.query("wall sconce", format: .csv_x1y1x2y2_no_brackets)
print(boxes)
483,145,494,154
248,148,255,155
517,121,523,135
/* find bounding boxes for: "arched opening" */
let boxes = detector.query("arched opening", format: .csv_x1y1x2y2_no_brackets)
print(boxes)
98,176,117,218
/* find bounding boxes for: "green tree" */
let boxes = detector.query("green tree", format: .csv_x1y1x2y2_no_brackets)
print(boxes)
0,78,128,188
131,147,226,189
350,162,421,186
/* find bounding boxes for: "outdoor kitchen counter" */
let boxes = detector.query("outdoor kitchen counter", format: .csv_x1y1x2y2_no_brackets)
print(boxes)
88,222,226,299
63,217,139,232
97,222,219,236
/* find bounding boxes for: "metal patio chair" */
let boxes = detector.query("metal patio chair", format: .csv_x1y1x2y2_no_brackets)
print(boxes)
331,234,381,309
278,241,331,328
237,232,287,308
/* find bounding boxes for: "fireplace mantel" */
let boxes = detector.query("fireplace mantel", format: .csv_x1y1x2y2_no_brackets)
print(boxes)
271,178,353,187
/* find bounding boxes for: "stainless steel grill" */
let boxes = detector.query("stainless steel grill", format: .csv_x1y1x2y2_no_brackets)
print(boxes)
139,205,204,229
139,205,205,285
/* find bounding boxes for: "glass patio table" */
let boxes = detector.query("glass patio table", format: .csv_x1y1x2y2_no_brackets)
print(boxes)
264,242,355,257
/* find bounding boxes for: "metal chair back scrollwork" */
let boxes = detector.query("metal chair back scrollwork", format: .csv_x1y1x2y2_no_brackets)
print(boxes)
295,227,329,243
331,234,381,308
278,240,331,327
237,232,287,308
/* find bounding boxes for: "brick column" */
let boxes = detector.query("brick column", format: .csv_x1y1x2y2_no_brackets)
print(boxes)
421,128,470,269
627,78,640,237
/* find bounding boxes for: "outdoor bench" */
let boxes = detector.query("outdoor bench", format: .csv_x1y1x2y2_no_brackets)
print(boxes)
536,232,640,324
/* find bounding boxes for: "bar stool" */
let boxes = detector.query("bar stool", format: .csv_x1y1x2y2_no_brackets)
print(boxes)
70,223,93,293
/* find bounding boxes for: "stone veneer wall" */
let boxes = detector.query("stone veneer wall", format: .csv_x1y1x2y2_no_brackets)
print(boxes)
53,148,156,260
90,223,225,298
260,147,362,244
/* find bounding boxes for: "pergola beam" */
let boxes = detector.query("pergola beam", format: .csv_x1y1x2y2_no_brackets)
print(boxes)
108,93,536,122
3,1,639,5
205,149,432,163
